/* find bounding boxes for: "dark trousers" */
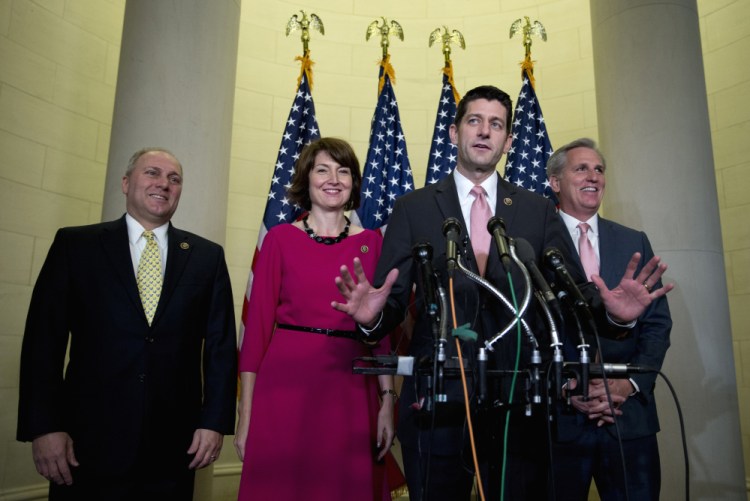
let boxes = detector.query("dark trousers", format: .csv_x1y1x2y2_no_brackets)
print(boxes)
48,462,195,501
49,430,196,501
402,411,550,501
552,425,660,501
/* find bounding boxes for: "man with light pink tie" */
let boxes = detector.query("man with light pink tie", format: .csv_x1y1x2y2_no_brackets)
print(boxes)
547,138,672,501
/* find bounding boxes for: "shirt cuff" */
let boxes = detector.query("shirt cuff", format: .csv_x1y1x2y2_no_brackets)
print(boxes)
358,311,384,336
628,378,640,396
606,311,637,329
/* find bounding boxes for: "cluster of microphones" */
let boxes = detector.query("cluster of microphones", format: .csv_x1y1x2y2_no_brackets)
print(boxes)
405,216,649,410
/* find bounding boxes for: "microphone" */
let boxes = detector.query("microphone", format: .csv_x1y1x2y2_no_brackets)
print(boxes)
516,239,564,324
442,218,462,275
514,238,565,398
545,247,596,399
477,347,488,405
487,216,512,272
543,247,590,312
412,242,439,317
563,362,653,376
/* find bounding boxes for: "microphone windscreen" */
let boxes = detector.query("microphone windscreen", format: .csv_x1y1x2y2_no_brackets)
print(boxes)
514,238,537,265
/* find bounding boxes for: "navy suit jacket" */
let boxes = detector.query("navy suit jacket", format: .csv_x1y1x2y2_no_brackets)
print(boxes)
17,216,237,476
557,216,672,441
369,173,584,454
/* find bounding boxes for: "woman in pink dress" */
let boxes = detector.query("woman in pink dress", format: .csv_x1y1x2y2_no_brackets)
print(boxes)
234,138,396,500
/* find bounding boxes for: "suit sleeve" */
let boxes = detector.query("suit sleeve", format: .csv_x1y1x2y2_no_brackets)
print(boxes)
200,246,238,435
629,232,672,399
368,197,418,340
17,229,72,441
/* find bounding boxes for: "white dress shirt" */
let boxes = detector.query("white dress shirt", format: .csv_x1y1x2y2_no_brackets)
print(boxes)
126,213,169,277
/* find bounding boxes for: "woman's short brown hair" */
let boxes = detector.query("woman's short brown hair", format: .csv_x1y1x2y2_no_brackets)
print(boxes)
287,137,362,211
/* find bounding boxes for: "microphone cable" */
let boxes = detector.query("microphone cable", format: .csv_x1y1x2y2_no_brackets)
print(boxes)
499,268,523,501
656,368,690,501
590,327,631,501
545,349,690,501
449,275,487,501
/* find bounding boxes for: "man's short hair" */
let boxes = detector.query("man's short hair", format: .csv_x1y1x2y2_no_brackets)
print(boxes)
546,138,606,178
125,147,182,177
454,85,513,130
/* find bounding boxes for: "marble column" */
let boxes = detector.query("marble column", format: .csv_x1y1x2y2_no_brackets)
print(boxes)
102,0,241,245
590,0,745,498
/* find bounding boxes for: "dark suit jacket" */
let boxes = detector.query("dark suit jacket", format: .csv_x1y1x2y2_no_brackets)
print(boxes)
369,173,583,454
557,216,672,441
17,216,237,477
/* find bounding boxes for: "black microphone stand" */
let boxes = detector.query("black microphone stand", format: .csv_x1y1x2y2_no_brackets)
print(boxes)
558,291,590,401
434,283,450,404
455,239,542,407
534,290,565,401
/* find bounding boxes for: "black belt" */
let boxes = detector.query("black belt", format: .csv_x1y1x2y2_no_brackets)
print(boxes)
276,323,360,341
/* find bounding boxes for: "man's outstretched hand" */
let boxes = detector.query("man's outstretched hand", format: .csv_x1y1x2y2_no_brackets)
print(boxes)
331,258,398,328
592,253,673,324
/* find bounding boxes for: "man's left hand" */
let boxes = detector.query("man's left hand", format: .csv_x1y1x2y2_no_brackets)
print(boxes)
187,429,223,469
571,378,635,426
593,252,674,323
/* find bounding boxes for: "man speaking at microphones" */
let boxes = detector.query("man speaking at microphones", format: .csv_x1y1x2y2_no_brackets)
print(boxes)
547,138,672,501
332,87,672,501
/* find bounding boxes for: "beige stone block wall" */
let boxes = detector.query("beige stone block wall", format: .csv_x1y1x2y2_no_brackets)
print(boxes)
698,0,750,488
0,0,125,497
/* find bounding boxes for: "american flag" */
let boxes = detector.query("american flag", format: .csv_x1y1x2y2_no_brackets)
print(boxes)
352,60,414,233
504,69,556,200
425,68,460,185
239,68,320,345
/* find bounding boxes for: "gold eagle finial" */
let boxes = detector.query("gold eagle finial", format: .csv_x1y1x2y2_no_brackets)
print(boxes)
366,17,404,59
286,10,324,56
428,26,466,65
509,16,547,58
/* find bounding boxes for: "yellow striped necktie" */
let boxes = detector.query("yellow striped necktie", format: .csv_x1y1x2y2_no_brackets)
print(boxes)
137,231,162,325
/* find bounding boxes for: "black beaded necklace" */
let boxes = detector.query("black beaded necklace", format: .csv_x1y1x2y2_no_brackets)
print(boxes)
302,215,351,245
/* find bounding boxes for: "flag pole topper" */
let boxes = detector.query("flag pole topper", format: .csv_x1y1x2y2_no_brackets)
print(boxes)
366,17,404,60
428,26,465,104
428,26,466,68
286,10,324,89
509,16,547,87
286,10,324,57
366,17,404,93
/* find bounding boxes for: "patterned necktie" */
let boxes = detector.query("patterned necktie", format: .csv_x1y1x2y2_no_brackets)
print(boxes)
137,231,162,325
577,222,599,281
470,185,492,276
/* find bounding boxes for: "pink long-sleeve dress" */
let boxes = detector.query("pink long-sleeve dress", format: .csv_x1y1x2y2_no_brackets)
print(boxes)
238,223,391,501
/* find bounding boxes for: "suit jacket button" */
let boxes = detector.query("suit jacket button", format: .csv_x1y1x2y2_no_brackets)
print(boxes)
146,337,154,343
138,373,146,383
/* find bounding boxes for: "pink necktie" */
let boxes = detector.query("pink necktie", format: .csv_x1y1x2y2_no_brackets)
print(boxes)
470,186,492,276
578,222,599,281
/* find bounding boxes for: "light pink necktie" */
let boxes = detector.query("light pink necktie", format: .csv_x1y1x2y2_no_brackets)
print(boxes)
577,222,599,281
470,186,492,276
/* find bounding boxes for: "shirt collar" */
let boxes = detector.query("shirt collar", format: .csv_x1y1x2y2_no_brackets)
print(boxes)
558,210,599,236
125,213,169,246
453,169,498,206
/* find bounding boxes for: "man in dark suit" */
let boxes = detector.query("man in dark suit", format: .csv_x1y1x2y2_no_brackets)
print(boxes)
17,147,238,500
547,138,672,500
333,86,672,500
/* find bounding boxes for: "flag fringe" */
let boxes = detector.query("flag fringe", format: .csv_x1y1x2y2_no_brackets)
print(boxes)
391,485,409,499
442,62,462,103
295,54,315,90
521,55,536,90
378,54,396,94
